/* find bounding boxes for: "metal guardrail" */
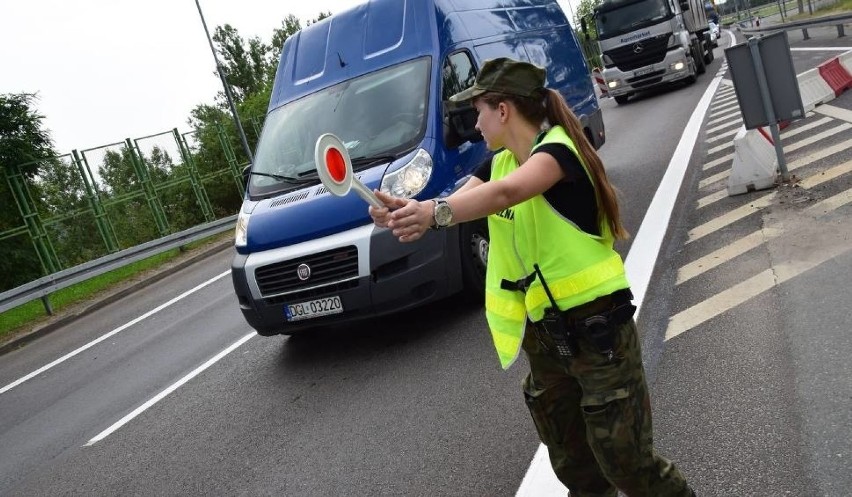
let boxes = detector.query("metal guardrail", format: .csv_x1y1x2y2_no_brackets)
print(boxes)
0,215,236,314
736,11,852,36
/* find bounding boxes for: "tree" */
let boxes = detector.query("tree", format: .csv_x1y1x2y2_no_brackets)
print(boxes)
0,93,58,290
212,24,272,103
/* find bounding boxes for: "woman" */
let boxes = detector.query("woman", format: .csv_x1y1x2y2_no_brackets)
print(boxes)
369,57,695,497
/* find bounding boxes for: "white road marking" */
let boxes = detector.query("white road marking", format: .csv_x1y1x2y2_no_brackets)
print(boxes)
514,56,730,497
706,117,742,135
799,159,852,189
676,227,783,284
686,193,776,243
709,101,740,118
790,47,852,51
0,270,232,396
699,169,729,189
706,126,741,144
815,103,852,123
707,109,742,127
697,189,728,209
703,152,734,171
806,187,852,215
85,331,256,446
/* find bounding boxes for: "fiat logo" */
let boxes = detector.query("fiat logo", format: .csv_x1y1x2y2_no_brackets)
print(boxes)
296,263,311,281
633,42,644,54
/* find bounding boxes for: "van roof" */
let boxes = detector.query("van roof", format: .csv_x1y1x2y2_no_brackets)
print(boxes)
269,0,568,111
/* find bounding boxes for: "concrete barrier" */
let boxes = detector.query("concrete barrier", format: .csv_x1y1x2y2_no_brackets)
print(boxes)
818,58,852,96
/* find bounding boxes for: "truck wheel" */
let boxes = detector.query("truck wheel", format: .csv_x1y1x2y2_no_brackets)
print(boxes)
614,95,629,104
693,41,706,75
459,218,488,302
704,37,715,64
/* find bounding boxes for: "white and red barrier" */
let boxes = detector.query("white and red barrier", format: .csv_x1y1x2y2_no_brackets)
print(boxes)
592,67,609,98
727,49,852,195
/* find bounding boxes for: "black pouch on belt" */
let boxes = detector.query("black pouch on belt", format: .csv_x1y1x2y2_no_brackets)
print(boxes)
578,302,637,360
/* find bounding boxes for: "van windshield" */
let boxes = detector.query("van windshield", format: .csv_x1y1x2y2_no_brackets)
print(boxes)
249,57,430,197
596,0,672,39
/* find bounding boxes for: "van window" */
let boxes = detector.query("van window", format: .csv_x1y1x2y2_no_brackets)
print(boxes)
249,57,431,198
442,52,477,102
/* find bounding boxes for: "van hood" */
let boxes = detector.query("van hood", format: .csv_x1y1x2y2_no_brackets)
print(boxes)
241,164,386,253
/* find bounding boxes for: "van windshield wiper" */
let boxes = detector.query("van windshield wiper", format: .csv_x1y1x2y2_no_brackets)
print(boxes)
249,171,311,184
351,154,398,168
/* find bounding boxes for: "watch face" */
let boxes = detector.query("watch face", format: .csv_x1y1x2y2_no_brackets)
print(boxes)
435,202,453,226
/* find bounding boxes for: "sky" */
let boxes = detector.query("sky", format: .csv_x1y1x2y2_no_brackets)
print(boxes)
1,0,578,155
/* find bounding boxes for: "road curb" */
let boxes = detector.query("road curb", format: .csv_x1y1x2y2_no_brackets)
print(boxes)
0,239,234,356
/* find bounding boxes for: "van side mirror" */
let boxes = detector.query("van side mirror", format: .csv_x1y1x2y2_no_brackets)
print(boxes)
242,164,251,186
443,102,483,149
580,17,588,34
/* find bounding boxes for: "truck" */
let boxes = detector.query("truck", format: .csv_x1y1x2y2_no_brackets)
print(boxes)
230,0,604,337
582,0,714,104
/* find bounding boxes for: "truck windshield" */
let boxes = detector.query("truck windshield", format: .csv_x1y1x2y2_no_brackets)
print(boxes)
596,0,672,39
249,57,430,197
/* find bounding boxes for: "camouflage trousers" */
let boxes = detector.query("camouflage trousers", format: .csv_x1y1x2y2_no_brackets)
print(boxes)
521,318,692,497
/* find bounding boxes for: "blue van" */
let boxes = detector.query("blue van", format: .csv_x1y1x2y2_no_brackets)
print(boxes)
231,0,605,336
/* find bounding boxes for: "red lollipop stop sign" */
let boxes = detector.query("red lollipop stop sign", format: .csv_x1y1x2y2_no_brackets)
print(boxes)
314,133,382,208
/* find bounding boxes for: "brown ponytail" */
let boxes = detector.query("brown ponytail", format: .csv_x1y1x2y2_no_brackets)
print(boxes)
478,90,628,240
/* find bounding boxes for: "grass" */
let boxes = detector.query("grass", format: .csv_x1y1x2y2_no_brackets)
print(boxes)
0,233,231,343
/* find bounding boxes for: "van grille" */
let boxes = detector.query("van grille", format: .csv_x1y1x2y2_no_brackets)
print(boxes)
255,246,359,299
607,34,670,72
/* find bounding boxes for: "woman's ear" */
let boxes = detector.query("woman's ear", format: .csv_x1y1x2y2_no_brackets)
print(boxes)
498,102,509,122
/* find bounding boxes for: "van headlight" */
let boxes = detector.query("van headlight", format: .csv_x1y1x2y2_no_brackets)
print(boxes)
380,148,433,198
235,210,250,247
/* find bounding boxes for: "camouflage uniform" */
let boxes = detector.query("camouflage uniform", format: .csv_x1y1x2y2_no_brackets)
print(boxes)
522,297,692,497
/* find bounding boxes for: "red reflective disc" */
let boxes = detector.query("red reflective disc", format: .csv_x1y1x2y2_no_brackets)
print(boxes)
325,148,346,183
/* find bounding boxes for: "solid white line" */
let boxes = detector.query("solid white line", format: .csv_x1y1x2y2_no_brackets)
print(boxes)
85,331,256,446
515,48,728,497
0,270,232,396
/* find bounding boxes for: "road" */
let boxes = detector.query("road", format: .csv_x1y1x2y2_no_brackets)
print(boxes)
2,28,850,496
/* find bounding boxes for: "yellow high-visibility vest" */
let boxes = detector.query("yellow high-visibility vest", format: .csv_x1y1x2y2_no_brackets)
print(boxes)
485,125,629,369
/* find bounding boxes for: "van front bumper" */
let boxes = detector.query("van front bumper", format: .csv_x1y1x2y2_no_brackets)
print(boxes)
602,48,693,97
231,223,464,336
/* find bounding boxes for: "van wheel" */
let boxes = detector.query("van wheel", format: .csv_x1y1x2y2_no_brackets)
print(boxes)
459,218,488,302
614,95,629,105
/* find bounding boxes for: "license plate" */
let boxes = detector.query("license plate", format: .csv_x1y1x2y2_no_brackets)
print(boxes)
284,296,343,321
634,67,654,77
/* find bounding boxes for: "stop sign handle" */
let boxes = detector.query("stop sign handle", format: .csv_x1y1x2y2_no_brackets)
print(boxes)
314,133,383,208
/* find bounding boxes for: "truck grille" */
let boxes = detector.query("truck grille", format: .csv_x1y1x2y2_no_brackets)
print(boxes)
255,246,359,299
607,34,670,72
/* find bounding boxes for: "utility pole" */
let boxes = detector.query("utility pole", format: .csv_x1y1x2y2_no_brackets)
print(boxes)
194,0,254,165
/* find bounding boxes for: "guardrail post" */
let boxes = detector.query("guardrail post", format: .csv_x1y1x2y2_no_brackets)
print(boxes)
838,24,846,37
803,28,810,40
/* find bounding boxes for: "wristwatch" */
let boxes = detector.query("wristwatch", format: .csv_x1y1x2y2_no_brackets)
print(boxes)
432,198,454,229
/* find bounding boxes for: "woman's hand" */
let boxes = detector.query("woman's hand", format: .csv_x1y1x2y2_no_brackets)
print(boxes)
368,190,434,243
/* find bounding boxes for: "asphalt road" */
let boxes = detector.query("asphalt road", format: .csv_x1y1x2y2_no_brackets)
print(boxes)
1,27,849,496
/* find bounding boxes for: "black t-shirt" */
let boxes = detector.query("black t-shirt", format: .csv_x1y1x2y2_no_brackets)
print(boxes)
473,143,600,236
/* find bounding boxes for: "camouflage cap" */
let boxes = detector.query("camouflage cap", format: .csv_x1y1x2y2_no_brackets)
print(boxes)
449,57,546,103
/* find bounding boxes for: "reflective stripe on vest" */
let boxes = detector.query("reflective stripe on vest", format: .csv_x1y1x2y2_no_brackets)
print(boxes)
484,125,629,369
